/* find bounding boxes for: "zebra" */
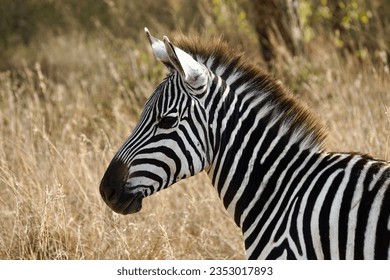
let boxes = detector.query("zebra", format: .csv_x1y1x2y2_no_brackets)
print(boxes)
100,28,390,259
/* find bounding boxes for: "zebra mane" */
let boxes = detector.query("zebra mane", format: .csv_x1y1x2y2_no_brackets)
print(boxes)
174,35,327,150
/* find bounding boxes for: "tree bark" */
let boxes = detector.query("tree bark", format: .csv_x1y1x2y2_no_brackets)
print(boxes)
248,0,304,66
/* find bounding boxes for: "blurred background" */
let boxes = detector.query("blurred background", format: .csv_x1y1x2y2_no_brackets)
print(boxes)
0,0,389,259
1,0,389,67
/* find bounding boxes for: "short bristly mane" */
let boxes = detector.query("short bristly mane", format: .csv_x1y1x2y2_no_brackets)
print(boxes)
174,35,327,150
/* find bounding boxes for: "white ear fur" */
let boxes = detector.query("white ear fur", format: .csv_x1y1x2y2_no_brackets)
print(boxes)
144,27,171,67
145,27,208,89
163,36,208,89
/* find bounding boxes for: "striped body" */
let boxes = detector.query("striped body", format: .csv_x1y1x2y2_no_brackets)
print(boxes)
100,29,390,259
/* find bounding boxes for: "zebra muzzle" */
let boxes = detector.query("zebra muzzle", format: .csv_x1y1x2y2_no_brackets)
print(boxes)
101,184,144,215
100,159,144,215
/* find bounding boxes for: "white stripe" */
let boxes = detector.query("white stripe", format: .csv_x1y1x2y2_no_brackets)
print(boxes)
260,121,290,165
226,70,242,85
239,122,295,223
242,147,304,241
205,75,222,111
296,154,348,259
310,169,343,259
368,165,387,191
213,100,274,197
215,64,227,77
222,108,281,216
255,198,299,259
205,56,215,69
219,92,238,136
329,155,361,259
364,176,390,259
235,82,250,96
345,161,373,259
244,151,324,256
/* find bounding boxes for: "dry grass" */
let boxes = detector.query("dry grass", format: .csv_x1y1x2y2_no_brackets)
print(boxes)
0,20,389,260
0,34,245,260
295,44,390,159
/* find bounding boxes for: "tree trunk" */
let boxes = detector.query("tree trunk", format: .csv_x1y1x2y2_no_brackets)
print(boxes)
247,0,305,67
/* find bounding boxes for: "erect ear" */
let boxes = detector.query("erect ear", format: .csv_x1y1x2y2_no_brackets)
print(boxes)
145,27,174,69
162,36,208,90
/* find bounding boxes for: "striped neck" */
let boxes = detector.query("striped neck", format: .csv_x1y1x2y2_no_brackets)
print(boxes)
203,70,325,228
174,36,326,227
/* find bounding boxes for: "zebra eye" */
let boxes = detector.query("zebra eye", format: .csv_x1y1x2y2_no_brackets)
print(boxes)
157,115,178,129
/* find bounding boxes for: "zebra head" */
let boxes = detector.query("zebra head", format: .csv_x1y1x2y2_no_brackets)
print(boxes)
100,28,213,215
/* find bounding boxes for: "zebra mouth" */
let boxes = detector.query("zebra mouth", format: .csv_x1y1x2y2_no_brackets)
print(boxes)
110,190,144,215
121,192,144,215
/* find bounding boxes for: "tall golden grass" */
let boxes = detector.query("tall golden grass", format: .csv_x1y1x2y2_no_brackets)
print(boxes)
0,4,389,260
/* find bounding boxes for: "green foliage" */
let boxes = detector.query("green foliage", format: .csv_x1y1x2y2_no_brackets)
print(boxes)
299,0,388,60
211,0,252,34
0,0,389,70
207,0,258,58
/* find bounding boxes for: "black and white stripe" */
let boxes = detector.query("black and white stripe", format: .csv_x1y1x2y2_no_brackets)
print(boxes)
100,29,390,259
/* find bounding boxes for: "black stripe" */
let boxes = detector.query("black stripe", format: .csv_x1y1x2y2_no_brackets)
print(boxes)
353,163,383,259
234,118,281,225
207,81,226,153
337,157,366,259
217,108,271,197
317,155,352,259
131,158,171,191
138,144,182,183
301,156,351,259
219,55,242,80
128,170,163,188
204,75,219,108
246,151,322,259
375,179,390,259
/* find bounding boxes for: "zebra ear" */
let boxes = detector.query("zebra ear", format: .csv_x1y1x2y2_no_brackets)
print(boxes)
145,27,174,69
162,36,208,90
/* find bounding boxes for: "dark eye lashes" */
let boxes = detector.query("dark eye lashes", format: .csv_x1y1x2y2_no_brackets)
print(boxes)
157,116,178,129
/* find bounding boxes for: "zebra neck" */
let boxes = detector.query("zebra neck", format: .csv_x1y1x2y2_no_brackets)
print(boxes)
205,76,323,229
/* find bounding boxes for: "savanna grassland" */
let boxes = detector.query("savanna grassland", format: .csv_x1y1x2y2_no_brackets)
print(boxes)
0,0,389,259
